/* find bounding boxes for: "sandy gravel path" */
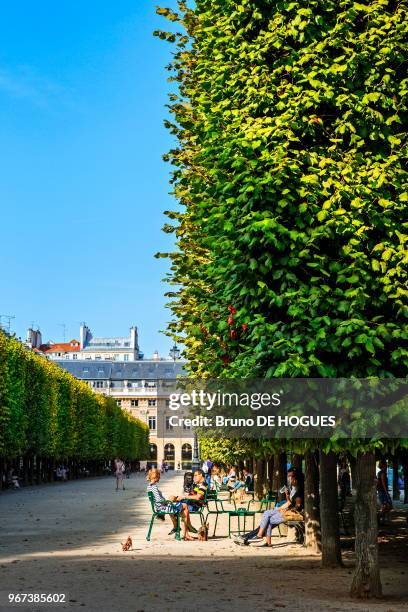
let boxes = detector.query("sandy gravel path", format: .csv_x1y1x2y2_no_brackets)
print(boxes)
0,473,407,612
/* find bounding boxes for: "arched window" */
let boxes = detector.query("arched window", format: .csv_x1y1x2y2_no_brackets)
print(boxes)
149,443,157,460
182,443,192,460
164,443,175,461
181,443,192,470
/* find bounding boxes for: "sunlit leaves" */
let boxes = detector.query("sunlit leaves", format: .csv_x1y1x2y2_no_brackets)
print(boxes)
156,0,407,380
0,333,149,461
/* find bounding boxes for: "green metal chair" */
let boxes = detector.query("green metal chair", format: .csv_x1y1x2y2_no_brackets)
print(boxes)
213,482,231,500
186,491,208,526
146,491,181,541
228,507,256,538
206,492,233,537
246,494,286,537
247,492,277,512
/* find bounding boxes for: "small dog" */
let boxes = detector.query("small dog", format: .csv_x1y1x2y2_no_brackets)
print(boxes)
121,536,132,551
197,523,209,541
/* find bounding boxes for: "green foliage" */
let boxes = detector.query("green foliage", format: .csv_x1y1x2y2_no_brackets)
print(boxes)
0,333,149,461
156,1,408,460
157,0,407,380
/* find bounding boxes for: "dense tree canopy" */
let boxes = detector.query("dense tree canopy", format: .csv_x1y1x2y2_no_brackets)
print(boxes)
156,0,407,379
0,333,149,462
157,1,407,597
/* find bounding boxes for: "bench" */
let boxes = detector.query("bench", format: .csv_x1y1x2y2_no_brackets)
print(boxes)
282,520,305,545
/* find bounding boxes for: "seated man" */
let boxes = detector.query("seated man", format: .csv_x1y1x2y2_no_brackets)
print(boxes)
234,500,292,547
228,468,254,504
243,468,254,494
176,469,208,512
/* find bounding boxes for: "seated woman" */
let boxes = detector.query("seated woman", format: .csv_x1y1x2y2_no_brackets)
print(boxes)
209,464,222,491
146,468,196,540
234,500,291,547
286,475,304,507
232,467,254,495
223,464,237,489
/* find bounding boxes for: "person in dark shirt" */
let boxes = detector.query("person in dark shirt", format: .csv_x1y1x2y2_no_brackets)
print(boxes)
287,467,305,494
377,460,392,520
338,461,351,506
176,469,208,512
285,476,304,507
243,468,254,493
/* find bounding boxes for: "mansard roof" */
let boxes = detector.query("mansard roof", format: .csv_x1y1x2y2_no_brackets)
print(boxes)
56,359,186,380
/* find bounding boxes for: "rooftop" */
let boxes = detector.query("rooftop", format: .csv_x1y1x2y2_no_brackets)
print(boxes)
56,359,187,380
42,340,80,353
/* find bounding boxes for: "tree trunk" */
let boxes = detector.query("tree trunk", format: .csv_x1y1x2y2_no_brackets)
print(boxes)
22,455,30,485
272,452,287,494
267,456,274,492
350,450,382,598
35,456,42,484
392,457,400,501
402,451,408,505
349,454,357,492
292,453,302,470
304,450,321,553
255,459,266,499
319,450,342,567
0,458,4,490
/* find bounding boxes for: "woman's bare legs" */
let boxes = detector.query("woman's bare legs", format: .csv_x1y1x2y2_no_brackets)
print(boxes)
182,504,194,540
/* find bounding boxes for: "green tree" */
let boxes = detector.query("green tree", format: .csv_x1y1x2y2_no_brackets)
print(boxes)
157,0,408,597
0,333,148,481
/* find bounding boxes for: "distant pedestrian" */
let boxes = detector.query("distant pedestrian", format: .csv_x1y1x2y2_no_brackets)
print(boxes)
338,461,351,506
377,460,392,520
114,458,126,491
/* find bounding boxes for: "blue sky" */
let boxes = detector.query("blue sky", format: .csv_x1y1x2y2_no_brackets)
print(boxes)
0,0,181,357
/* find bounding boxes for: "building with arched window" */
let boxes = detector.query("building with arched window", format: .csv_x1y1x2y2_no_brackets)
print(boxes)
57,357,195,470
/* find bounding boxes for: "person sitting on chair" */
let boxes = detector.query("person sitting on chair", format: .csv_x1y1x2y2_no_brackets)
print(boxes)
209,464,222,491
146,468,196,540
243,468,254,494
176,469,208,512
234,500,291,547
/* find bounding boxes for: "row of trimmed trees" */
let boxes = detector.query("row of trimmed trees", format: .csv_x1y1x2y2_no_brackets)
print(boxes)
199,437,408,597
0,332,149,488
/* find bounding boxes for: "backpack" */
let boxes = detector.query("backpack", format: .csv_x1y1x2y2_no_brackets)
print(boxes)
183,471,194,493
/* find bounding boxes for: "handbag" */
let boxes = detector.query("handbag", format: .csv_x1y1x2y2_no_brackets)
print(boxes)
283,509,304,521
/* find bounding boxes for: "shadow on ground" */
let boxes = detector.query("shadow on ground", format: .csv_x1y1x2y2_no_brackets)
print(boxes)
1,552,407,612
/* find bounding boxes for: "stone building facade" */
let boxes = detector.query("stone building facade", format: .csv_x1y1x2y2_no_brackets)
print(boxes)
56,359,193,470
